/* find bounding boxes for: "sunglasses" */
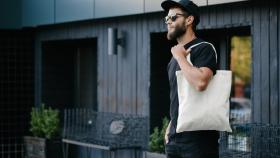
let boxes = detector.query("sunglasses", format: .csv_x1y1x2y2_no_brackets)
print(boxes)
164,13,186,24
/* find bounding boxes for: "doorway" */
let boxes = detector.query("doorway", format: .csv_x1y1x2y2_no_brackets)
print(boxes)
150,33,176,132
197,27,252,124
41,38,98,111
41,38,98,158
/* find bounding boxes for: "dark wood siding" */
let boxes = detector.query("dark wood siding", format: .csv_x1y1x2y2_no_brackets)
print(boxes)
270,4,278,124
252,3,262,123
251,1,279,124
35,1,280,157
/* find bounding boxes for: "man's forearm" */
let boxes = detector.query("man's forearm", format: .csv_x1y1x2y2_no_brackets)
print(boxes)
176,57,211,91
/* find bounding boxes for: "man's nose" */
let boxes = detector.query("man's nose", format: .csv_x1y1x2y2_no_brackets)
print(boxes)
166,19,172,25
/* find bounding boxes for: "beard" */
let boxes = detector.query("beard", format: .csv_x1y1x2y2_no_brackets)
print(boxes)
167,23,186,40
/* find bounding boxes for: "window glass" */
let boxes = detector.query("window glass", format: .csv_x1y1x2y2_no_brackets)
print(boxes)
230,36,252,124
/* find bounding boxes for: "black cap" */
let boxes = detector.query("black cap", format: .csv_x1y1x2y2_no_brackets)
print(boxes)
161,0,200,25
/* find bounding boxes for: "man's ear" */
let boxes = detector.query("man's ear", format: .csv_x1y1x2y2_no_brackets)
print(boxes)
185,15,194,25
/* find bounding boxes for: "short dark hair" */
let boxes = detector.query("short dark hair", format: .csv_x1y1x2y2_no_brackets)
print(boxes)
180,9,197,32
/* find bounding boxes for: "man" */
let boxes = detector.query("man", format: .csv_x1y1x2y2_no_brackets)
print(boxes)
161,0,219,157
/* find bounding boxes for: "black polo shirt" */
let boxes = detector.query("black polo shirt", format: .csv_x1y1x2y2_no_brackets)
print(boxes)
167,38,219,143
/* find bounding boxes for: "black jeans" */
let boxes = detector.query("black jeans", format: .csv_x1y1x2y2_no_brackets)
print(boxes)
165,140,219,158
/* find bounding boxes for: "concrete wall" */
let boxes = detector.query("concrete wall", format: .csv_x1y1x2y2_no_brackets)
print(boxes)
1,0,247,28
0,0,21,29
22,0,247,27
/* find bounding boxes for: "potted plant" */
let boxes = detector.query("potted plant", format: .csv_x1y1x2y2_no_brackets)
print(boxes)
144,117,169,158
23,103,62,158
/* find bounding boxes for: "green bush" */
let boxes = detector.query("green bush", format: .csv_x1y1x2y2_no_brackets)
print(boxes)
30,103,60,139
149,117,169,153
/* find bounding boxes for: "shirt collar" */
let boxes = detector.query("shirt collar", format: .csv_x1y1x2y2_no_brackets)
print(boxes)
183,38,203,50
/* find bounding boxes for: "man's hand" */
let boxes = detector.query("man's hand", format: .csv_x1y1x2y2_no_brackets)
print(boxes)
172,44,213,91
165,121,171,144
165,131,169,144
171,44,191,61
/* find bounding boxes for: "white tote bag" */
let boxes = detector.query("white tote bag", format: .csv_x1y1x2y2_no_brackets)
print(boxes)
176,42,232,133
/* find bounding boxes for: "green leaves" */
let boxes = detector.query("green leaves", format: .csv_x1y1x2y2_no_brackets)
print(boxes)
149,117,169,153
30,104,59,139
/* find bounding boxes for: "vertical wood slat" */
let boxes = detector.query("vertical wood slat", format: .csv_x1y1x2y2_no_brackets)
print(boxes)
117,20,124,114
244,4,252,24
278,3,280,124
260,6,270,123
198,7,209,29
104,22,110,112
239,4,246,24
132,17,138,114
136,15,143,115
151,13,161,33
117,17,131,114
269,4,278,124
209,6,217,28
113,21,118,113
101,22,106,112
231,4,240,25
100,21,107,112
120,16,137,114
97,23,103,112
223,5,231,26
216,5,225,27
252,5,261,123
120,19,127,114
219,36,228,70
142,15,150,116
124,17,133,114
159,13,166,32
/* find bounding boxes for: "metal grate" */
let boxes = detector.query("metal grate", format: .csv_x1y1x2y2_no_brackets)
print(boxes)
63,108,149,150
0,138,24,158
0,30,34,158
219,123,280,158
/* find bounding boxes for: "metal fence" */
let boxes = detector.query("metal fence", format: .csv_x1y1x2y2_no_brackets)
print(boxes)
0,138,24,158
219,123,280,158
63,109,149,151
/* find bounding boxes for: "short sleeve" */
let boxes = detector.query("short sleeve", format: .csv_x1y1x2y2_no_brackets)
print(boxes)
191,44,217,75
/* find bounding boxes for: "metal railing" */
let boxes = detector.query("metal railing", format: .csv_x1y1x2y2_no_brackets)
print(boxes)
62,108,149,153
0,138,24,158
219,123,280,158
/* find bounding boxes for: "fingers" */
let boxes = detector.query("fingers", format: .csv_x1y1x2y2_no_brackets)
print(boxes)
171,44,191,52
170,44,191,61
165,135,169,144
171,44,184,53
165,131,169,144
171,44,184,49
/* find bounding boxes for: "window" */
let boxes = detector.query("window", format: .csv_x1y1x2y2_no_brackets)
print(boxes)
230,36,252,124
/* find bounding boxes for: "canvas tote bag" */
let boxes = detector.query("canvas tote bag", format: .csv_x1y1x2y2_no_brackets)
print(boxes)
176,42,232,133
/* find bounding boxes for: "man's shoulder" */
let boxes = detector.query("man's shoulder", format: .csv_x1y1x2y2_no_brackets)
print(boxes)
191,40,215,56
193,39,215,50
